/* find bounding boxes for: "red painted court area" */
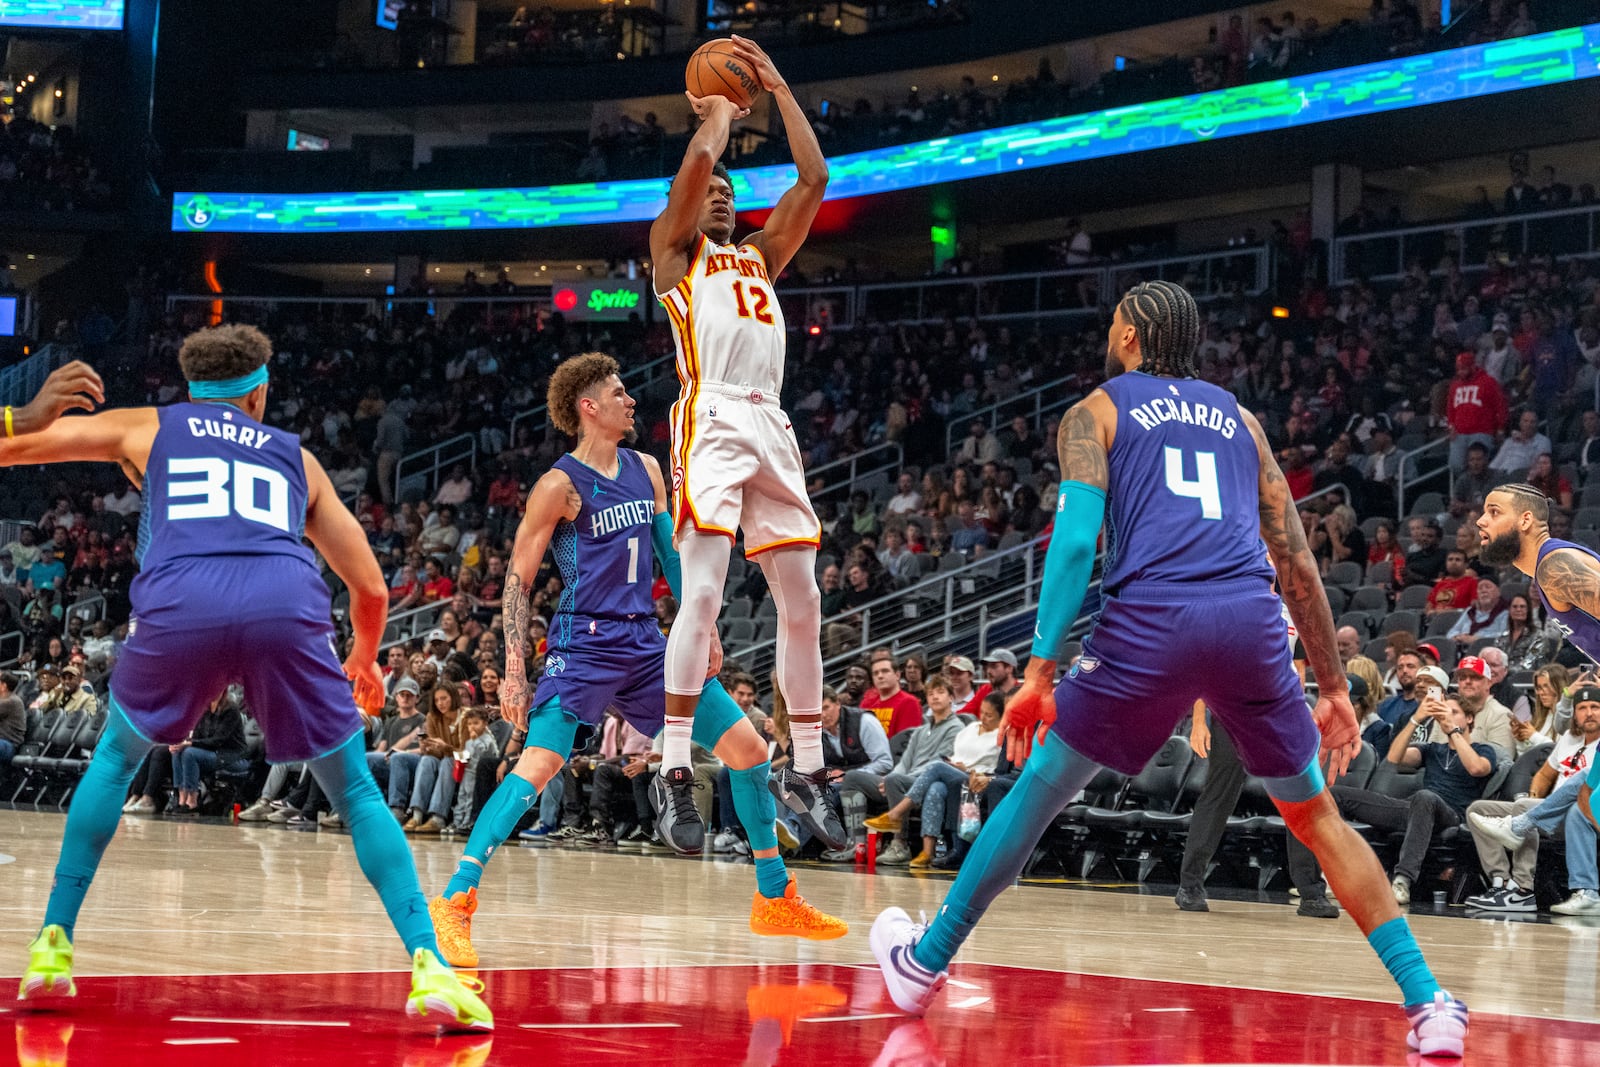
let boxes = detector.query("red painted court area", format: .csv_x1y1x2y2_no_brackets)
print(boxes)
7,963,1597,1066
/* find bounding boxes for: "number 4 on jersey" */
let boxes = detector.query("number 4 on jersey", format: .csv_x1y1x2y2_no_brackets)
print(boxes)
1163,446,1222,520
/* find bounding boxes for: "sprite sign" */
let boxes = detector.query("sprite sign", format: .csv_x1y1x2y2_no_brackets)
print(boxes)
556,279,647,321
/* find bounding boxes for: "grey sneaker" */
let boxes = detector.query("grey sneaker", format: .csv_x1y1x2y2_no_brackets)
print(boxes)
768,766,848,850
650,766,705,855
1551,889,1600,915
820,845,858,863
238,800,273,822
550,823,588,843
317,811,343,829
573,823,614,849
1174,885,1208,912
1468,811,1527,852
1296,894,1340,919
879,840,913,865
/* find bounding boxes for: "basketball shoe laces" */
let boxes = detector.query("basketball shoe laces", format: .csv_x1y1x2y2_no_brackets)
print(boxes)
666,773,701,822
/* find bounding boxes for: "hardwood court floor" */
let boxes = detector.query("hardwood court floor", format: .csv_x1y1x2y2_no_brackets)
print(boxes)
2,810,1598,1065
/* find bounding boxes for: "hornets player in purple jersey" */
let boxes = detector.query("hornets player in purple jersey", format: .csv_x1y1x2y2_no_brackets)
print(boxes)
1477,484,1600,830
427,353,845,968
871,281,1469,1058
5,327,490,1033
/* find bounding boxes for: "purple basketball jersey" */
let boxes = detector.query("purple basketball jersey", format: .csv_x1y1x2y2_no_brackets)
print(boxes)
1097,372,1274,595
549,448,657,623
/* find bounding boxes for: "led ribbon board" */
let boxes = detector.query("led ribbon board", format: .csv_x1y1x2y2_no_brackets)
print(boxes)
173,23,1600,234
0,0,124,30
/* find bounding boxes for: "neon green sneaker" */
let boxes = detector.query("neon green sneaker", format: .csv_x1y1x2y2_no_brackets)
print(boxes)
18,925,77,1001
406,948,492,1032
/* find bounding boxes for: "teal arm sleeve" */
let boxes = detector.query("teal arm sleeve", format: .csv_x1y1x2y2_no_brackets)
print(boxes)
652,511,682,600
1030,480,1106,661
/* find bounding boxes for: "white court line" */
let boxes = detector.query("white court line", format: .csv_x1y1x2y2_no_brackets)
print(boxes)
519,1022,681,1030
950,996,991,1009
171,1016,350,1028
946,978,982,990
1143,1007,1195,1013
165,1038,241,1046
800,1013,903,1023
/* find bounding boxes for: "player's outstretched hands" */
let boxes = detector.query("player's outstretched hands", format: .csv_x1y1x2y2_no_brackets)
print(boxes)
15,360,105,436
684,91,749,122
1001,659,1058,764
1311,690,1361,783
728,35,786,94
344,652,386,714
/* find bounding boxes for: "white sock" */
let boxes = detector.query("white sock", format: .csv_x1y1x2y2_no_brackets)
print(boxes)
661,716,693,771
790,716,823,775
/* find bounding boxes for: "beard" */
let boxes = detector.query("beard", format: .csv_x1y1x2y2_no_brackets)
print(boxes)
1104,342,1126,382
1478,527,1523,567
623,425,638,445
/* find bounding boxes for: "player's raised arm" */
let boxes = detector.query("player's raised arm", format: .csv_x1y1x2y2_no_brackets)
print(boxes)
0,361,137,469
500,469,582,729
1002,392,1113,762
728,36,828,277
1241,408,1357,777
650,94,747,274
302,449,389,709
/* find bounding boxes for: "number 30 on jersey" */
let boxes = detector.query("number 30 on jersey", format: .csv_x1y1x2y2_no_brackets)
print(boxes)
167,457,292,532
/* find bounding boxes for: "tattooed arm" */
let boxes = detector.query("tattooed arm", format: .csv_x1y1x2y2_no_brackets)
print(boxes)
1535,548,1600,619
1242,409,1358,778
501,469,582,732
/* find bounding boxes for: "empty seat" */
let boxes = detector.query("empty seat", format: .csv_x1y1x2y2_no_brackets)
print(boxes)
1409,492,1445,516
1349,586,1389,613
1424,609,1462,637
1337,611,1376,637
1395,584,1432,611
1382,609,1422,637
1326,561,1362,590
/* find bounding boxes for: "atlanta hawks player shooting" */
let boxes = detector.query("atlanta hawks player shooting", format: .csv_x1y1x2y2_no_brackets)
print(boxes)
649,35,844,849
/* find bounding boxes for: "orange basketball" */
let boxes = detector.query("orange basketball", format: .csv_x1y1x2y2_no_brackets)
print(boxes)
686,38,761,110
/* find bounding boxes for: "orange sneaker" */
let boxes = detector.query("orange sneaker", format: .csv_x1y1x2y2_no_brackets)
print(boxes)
863,813,903,833
746,982,848,1044
750,876,848,940
428,888,480,967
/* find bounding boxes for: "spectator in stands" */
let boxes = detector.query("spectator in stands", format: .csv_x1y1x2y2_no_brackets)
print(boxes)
885,472,922,516
169,691,249,815
1510,662,1569,753
401,681,468,834
1465,683,1600,914
449,707,501,833
419,505,462,560
1321,504,1367,574
1450,442,1500,517
1491,410,1553,475
949,501,991,557
865,689,1001,867
942,655,979,714
1477,646,1519,715
1447,580,1508,647
1446,353,1506,470
1402,519,1447,587
1478,314,1521,383
1427,551,1480,614
1336,626,1362,669
1527,453,1573,510
434,464,474,507
956,420,1003,465
973,648,1018,704
1501,593,1560,671
52,665,95,716
103,483,140,518
1440,655,1515,763
1368,520,1404,586
1575,410,1600,484
860,652,924,738
374,400,409,504
0,671,24,769
569,711,655,848
1368,655,1438,750
877,528,916,582
370,678,426,803
868,675,965,866
1333,689,1498,905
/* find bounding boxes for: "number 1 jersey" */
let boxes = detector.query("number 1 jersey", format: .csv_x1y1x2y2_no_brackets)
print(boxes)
135,402,314,574
549,448,657,621
1095,372,1274,595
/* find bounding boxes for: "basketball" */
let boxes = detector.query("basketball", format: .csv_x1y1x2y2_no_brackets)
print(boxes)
686,38,761,109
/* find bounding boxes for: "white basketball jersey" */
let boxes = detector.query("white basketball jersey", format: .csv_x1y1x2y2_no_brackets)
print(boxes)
655,233,787,396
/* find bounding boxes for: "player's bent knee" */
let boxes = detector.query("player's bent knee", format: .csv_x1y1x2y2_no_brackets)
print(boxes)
513,747,565,788
714,720,770,770
1260,757,1326,806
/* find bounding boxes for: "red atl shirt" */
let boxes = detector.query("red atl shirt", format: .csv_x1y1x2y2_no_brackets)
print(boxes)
1446,370,1508,437
861,686,925,738
1427,575,1479,613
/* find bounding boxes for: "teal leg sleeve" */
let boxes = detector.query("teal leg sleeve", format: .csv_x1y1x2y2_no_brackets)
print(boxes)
445,775,538,898
913,732,1101,973
729,761,787,897
1367,916,1442,1007
309,732,439,958
689,679,746,750
42,698,150,939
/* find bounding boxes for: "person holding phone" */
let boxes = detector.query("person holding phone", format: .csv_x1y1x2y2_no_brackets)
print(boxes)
1332,691,1498,906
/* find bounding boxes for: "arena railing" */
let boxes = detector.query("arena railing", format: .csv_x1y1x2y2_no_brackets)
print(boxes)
782,247,1270,331
0,343,70,408
165,294,382,321
0,630,25,668
945,374,1082,458
504,351,677,457
1329,203,1600,286
1396,437,1453,520
394,432,477,504
378,600,449,652
807,442,905,502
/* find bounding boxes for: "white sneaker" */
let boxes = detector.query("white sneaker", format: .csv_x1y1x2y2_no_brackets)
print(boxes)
712,830,739,854
870,907,948,1016
1551,889,1600,915
1405,992,1468,1058
880,840,913,865
1391,876,1411,906
238,800,273,822
1467,811,1527,852
121,796,139,813
129,797,156,815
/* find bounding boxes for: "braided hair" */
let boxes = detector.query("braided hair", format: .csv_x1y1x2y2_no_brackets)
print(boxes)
1490,482,1551,525
1118,280,1201,378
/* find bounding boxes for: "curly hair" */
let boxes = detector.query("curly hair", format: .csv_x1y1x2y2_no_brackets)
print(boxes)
546,352,621,437
178,324,272,386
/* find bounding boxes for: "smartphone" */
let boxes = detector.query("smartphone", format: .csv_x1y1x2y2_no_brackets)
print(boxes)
1421,686,1443,701
1513,703,1532,723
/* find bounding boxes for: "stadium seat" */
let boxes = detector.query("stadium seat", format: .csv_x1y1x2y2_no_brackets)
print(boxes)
1362,637,1389,662
1365,561,1395,586
1577,506,1600,530
1409,492,1445,516
1337,611,1377,637
1079,737,1193,882
1424,609,1462,636
1396,585,1431,611
1324,587,1348,616
1326,561,1362,590
1382,609,1421,637
1349,586,1389,613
